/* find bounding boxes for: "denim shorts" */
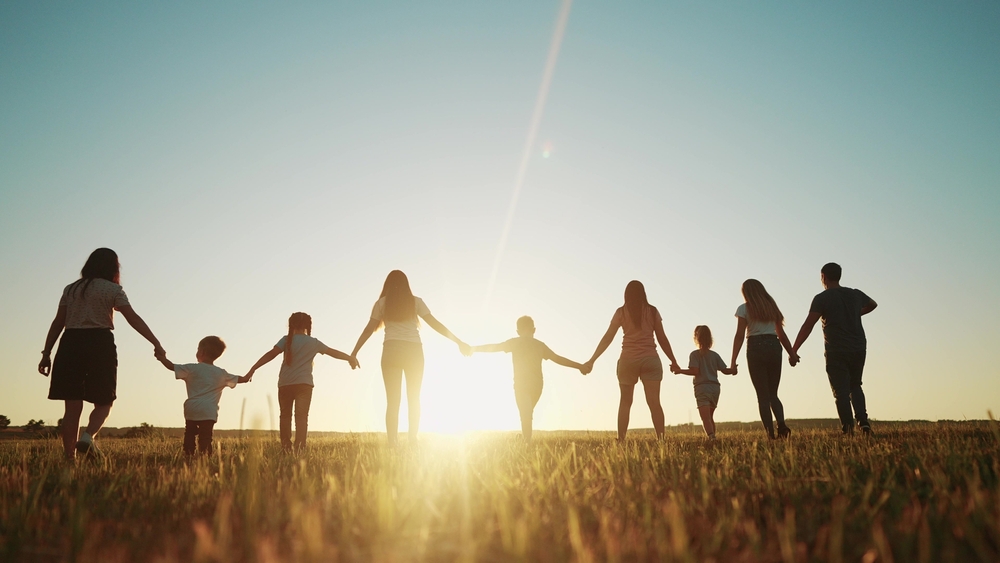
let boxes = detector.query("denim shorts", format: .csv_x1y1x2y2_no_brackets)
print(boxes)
616,356,663,385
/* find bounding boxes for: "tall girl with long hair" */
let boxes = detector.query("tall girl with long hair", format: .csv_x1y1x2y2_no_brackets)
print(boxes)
247,312,357,451
730,279,797,439
583,280,680,441
38,248,165,460
350,270,470,445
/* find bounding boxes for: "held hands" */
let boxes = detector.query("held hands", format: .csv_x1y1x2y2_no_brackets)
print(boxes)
580,360,594,376
788,352,800,367
458,342,472,357
348,356,360,370
154,345,167,362
669,363,681,375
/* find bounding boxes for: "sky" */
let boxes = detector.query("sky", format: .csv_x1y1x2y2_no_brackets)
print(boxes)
1,2,998,434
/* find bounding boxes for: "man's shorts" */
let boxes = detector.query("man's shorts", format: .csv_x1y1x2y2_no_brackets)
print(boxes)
616,356,663,385
694,383,721,409
49,329,118,405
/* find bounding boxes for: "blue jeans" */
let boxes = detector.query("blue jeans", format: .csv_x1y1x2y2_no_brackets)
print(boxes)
825,348,868,432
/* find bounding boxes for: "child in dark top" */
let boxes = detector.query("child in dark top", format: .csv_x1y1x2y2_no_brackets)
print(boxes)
672,326,737,440
157,336,250,455
471,316,586,442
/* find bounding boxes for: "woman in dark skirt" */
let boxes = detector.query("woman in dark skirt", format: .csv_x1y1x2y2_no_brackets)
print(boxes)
38,248,165,460
729,279,797,439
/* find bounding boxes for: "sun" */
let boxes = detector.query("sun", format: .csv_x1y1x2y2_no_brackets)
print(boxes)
415,343,520,435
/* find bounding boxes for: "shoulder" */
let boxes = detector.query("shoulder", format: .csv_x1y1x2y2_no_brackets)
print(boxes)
414,296,430,310
611,307,624,321
711,351,725,363
688,350,699,360
735,303,747,317
649,305,661,321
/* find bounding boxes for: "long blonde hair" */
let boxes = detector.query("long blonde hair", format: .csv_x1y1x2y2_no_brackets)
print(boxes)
741,279,783,325
284,312,312,365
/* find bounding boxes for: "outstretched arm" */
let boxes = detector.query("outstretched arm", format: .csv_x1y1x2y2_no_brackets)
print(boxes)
653,320,679,371
422,314,470,355
585,320,619,368
157,356,175,371
548,352,584,371
119,305,165,359
323,345,359,369
731,317,746,368
791,312,822,356
472,343,507,353
674,366,698,376
720,364,738,376
247,347,282,380
350,318,381,358
38,304,67,376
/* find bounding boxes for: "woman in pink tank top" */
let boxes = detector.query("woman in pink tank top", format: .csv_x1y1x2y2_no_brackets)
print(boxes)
583,281,680,441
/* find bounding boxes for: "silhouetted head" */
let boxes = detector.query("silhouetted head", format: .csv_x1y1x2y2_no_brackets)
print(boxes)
284,312,312,365
821,263,842,288
197,336,226,363
694,325,713,351
71,248,121,297
380,270,416,322
741,279,784,325
623,280,651,330
516,316,535,337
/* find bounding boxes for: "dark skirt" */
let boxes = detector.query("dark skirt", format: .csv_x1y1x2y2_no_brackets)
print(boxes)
49,329,117,405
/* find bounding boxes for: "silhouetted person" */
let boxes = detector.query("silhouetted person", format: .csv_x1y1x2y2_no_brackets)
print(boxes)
350,271,470,445
156,336,250,456
38,248,165,460
583,280,680,441
672,326,737,440
248,312,357,451
791,263,878,435
729,279,796,439
471,316,586,442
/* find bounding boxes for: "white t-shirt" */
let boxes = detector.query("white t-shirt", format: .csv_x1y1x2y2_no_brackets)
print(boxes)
370,296,433,344
735,303,778,337
275,334,328,387
60,279,130,329
175,363,240,422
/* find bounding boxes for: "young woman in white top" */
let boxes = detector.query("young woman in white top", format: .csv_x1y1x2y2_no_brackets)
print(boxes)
583,280,680,441
730,279,797,439
247,312,357,451
350,270,470,445
38,248,165,460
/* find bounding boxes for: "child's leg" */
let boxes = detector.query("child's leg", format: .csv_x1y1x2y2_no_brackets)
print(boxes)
61,400,84,459
514,383,542,442
293,386,312,449
183,420,198,455
277,386,295,450
198,421,215,455
698,406,716,437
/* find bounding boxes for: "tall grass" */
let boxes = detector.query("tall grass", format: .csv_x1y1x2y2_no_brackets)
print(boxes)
0,422,997,562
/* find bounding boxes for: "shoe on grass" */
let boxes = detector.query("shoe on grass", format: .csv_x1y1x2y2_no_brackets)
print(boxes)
777,426,792,439
858,421,873,436
75,431,103,458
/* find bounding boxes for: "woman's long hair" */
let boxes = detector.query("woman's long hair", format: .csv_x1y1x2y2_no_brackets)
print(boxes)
623,280,655,330
741,279,784,325
380,270,416,323
69,248,121,298
284,312,312,366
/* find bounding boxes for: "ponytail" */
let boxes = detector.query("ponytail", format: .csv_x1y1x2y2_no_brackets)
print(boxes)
283,312,312,366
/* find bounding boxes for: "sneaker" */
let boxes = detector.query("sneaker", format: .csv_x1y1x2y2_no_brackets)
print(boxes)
777,426,792,439
858,421,873,436
75,431,103,458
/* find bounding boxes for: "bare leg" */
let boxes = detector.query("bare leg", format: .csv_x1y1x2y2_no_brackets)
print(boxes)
641,379,665,439
617,384,635,442
61,401,84,459
85,404,112,437
383,367,403,445
698,406,716,437
405,369,423,442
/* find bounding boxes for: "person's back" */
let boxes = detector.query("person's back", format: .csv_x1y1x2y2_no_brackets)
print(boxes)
275,333,326,387
506,335,551,384
810,286,871,352
616,306,659,359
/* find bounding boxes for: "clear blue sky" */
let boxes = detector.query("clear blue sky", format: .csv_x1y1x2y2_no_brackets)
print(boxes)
2,2,997,432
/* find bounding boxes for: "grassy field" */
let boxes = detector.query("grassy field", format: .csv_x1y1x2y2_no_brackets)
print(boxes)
1,422,998,562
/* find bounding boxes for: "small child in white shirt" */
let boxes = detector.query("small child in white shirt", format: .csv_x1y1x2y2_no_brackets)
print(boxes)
157,336,249,455
671,326,737,440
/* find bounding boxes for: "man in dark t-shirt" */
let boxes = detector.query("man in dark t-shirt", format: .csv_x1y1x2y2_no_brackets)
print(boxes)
791,263,878,435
